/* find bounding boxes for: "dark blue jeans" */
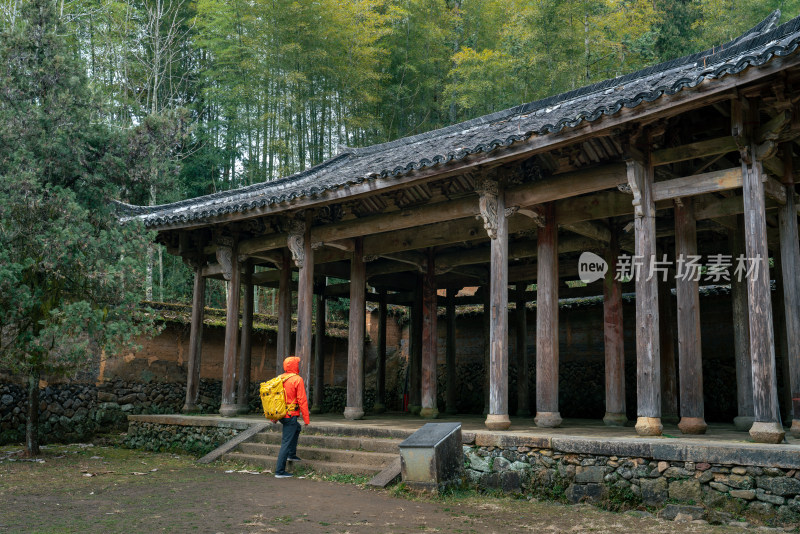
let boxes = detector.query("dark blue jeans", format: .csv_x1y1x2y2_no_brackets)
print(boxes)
275,416,301,475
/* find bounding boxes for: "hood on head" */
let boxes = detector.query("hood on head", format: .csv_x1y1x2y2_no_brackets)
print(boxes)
283,356,300,374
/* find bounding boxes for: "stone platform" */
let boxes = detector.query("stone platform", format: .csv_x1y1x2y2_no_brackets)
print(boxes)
127,412,800,469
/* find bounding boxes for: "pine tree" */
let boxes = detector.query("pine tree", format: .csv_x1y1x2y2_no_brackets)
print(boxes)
0,0,159,455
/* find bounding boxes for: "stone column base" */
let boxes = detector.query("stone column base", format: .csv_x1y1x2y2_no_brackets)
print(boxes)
635,416,662,436
343,406,364,420
372,403,386,414
420,407,439,419
733,415,755,432
219,403,239,417
534,411,562,428
182,403,197,414
678,416,707,434
408,404,422,416
235,403,250,415
602,412,627,427
485,413,511,430
791,420,800,438
749,421,785,443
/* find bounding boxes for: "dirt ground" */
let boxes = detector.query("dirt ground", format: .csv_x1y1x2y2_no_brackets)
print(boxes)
0,440,763,534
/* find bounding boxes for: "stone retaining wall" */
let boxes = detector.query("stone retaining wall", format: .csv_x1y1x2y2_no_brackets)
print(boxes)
0,379,228,445
462,438,800,526
123,418,248,456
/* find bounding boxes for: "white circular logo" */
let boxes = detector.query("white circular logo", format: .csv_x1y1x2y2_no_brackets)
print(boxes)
578,252,608,284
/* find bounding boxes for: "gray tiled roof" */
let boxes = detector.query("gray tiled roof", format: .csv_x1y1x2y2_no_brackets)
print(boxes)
120,11,800,229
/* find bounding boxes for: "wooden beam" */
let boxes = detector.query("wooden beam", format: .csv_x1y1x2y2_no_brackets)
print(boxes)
506,164,626,208
561,220,611,243
651,136,737,166
758,109,793,142
652,168,742,201
764,175,788,205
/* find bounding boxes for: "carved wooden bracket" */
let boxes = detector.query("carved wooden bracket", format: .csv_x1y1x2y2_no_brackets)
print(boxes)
286,217,306,269
474,175,499,239
214,235,235,280
626,170,643,219
515,206,546,228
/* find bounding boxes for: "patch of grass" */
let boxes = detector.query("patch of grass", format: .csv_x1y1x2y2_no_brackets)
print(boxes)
598,484,644,513
319,472,370,485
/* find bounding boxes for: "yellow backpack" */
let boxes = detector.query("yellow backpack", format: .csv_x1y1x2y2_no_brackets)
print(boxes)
259,374,297,421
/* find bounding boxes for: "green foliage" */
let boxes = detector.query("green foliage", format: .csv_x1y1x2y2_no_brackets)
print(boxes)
599,483,644,512
2,0,800,308
0,0,160,452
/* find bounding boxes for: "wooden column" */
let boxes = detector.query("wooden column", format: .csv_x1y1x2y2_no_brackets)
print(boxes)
602,227,626,426
674,198,707,434
778,157,800,436
736,98,784,443
482,288,490,415
421,249,439,419
485,186,510,431
628,157,662,436
182,266,205,413
219,240,241,417
311,285,325,414
372,287,387,413
409,276,423,415
344,237,366,420
535,202,561,428
294,214,314,387
730,217,755,431
236,261,254,413
658,272,679,425
276,249,292,374
445,288,458,415
774,251,792,425
515,283,531,417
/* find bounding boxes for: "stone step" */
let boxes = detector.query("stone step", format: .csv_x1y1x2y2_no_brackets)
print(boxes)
223,451,384,476
274,423,413,440
252,431,403,454
237,442,397,468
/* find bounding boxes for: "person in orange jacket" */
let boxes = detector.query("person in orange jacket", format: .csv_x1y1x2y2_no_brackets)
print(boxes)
275,356,310,478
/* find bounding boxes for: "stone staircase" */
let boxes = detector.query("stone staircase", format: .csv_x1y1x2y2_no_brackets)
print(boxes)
222,424,411,477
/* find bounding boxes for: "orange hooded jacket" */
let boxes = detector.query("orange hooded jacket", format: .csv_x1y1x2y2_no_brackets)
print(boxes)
279,356,310,425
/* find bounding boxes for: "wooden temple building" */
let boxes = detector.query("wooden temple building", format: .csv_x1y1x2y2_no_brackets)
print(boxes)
121,12,800,444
